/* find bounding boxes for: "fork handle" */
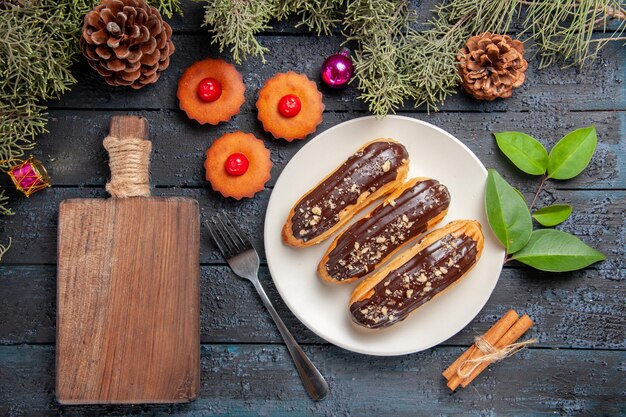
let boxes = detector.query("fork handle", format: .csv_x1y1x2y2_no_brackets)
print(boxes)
252,279,329,401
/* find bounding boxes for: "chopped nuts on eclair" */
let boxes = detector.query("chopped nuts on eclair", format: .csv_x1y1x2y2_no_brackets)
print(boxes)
282,139,410,247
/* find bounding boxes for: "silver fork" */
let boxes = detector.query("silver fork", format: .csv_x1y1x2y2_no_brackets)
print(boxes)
207,212,329,401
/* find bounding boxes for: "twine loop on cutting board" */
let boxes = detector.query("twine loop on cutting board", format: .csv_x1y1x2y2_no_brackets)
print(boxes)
103,135,151,198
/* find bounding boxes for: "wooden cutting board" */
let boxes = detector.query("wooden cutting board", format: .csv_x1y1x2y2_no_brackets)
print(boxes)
56,116,200,404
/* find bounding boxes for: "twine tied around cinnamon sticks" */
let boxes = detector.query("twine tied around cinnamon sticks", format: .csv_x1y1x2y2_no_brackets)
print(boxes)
443,310,536,390
456,335,537,379
103,135,152,198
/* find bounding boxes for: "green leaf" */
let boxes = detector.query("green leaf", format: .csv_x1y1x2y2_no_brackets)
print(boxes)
513,187,526,201
547,126,597,180
494,131,548,175
511,229,605,272
485,169,533,254
532,204,573,227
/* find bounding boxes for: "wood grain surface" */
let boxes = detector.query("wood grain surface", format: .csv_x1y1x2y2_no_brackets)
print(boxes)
1,1,624,415
55,117,200,404
2,345,624,416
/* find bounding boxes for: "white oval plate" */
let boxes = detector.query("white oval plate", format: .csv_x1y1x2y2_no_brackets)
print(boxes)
264,115,505,356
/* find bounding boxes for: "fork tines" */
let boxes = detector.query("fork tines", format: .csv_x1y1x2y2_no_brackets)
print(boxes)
206,212,253,259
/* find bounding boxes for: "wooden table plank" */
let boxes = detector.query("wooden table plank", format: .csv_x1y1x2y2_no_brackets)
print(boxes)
1,264,624,349
9,110,624,190
1,344,624,417
1,188,623,267
47,34,626,112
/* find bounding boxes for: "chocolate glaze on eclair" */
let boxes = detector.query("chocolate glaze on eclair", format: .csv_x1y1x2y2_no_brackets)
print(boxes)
349,220,484,329
318,178,451,284
282,139,409,247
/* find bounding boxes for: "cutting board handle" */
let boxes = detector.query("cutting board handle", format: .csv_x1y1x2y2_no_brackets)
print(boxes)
103,115,152,198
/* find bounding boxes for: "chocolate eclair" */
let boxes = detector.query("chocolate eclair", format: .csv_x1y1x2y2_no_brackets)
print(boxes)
318,178,451,284
349,220,484,329
282,139,409,247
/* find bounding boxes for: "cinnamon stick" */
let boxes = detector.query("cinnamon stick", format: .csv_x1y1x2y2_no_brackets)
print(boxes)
459,314,534,388
445,309,519,390
443,309,519,381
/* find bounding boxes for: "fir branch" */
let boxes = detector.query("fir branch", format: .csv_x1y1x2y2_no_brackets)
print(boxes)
49,0,182,24
198,0,279,64
148,0,182,18
0,3,72,182
522,0,626,68
602,2,626,19
0,1,82,218
401,0,520,112
0,4,78,102
0,237,11,261
278,0,344,35
346,0,521,114
0,189,13,216
433,0,519,34
352,33,412,115
198,0,344,63
401,16,469,112
343,0,413,115
343,0,412,40
0,100,46,167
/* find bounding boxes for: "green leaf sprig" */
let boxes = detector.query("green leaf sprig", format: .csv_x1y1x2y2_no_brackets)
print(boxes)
486,126,606,272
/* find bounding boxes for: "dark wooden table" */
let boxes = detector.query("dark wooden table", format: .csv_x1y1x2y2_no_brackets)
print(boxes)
1,2,625,416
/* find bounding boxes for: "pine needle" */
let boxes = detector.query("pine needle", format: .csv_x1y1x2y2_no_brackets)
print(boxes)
344,0,521,114
150,0,182,18
343,0,413,115
0,190,12,216
279,0,344,35
0,4,77,102
0,236,11,261
0,100,45,168
522,0,626,68
197,0,280,64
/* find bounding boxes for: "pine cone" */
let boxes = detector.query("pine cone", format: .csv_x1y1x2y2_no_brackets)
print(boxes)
81,0,174,89
456,33,528,101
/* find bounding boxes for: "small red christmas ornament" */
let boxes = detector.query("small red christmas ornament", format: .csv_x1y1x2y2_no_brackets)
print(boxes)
277,94,302,118
5,156,51,197
197,77,223,102
224,153,249,176
321,48,354,89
